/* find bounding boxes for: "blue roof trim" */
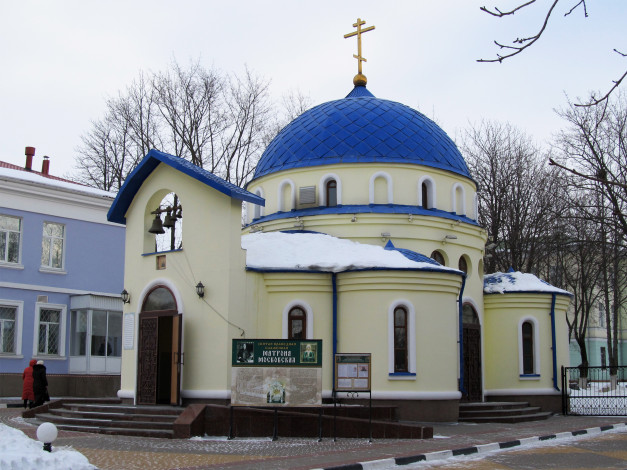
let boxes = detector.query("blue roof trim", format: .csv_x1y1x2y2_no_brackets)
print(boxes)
250,89,472,182
384,240,441,266
107,149,265,224
245,204,480,227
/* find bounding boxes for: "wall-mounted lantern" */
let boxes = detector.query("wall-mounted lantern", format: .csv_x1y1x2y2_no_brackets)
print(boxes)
195,282,205,298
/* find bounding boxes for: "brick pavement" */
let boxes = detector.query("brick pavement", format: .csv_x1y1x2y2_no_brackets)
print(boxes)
1,405,626,470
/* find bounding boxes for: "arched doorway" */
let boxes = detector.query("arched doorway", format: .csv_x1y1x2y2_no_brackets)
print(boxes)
462,303,482,402
137,286,182,405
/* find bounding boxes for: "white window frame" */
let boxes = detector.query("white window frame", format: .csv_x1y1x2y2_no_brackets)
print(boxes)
277,179,296,212
251,187,265,221
518,316,540,378
417,176,436,209
369,171,393,204
319,173,343,206
0,214,23,268
388,300,416,378
0,300,24,357
282,300,313,339
41,221,66,272
33,302,67,358
451,183,466,215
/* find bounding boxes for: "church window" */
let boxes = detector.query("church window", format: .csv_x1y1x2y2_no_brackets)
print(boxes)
458,256,468,274
393,306,408,373
369,172,393,204
522,321,534,374
451,183,466,215
418,177,435,209
326,180,337,207
288,306,306,339
518,316,539,377
142,286,177,312
431,250,445,265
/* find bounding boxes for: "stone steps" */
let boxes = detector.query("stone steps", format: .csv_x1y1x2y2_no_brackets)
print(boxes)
459,401,552,423
29,399,184,439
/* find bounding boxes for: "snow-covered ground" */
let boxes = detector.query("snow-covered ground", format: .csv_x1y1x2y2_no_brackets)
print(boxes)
0,423,95,470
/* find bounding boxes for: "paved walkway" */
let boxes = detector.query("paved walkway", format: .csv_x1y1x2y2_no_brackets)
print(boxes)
1,405,626,470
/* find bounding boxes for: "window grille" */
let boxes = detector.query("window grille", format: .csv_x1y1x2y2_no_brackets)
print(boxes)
0,306,16,353
38,308,61,355
299,186,316,205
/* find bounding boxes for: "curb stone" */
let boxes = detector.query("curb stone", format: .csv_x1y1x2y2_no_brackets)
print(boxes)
313,422,627,469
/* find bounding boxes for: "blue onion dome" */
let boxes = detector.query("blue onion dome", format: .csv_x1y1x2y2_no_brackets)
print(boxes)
251,85,471,181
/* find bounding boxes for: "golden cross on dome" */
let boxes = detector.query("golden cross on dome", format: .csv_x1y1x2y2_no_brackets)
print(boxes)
344,18,375,86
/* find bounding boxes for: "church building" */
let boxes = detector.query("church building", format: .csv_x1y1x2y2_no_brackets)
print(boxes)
107,21,571,421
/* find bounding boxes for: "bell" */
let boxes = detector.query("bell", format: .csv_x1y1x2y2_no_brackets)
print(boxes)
148,215,165,234
162,210,176,228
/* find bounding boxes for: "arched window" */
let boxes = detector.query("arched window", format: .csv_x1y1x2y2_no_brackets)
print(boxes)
288,306,306,339
152,193,183,253
458,256,468,274
393,306,408,373
451,183,466,215
431,250,445,265
278,179,295,212
421,183,429,209
518,316,540,377
522,321,534,374
142,286,177,312
326,180,337,207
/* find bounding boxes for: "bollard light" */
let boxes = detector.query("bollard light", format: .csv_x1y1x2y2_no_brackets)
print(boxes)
37,422,58,452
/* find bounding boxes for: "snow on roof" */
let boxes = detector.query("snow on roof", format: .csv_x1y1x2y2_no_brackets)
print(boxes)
484,270,571,295
0,166,116,199
241,231,461,274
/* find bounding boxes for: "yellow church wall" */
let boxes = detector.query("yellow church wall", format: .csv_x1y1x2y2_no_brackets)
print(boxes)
337,271,463,395
119,163,250,399
483,293,571,395
247,163,477,222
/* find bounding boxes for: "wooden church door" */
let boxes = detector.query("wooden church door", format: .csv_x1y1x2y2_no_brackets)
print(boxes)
137,286,182,405
462,304,482,402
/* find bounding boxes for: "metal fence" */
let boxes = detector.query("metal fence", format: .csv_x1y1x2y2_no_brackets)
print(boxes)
562,365,627,416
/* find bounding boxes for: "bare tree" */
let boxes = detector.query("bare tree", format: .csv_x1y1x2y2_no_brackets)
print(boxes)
73,60,273,190
479,0,626,106
553,92,627,380
462,120,561,273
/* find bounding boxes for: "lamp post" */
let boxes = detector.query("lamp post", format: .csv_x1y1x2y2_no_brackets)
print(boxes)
36,422,58,452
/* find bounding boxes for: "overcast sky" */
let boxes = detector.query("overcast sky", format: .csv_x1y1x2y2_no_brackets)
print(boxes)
1,1,624,178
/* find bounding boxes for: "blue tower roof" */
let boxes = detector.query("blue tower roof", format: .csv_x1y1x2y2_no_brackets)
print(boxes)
251,86,471,181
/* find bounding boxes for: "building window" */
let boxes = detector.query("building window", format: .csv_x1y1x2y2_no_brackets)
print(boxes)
288,306,306,339
0,305,17,353
522,321,534,374
70,310,87,356
421,183,429,209
37,307,63,355
0,215,22,264
91,310,122,357
393,306,408,373
458,256,468,274
518,317,539,377
326,180,338,207
431,250,445,265
41,222,65,269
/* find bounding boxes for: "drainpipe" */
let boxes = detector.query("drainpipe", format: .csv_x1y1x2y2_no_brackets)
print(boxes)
332,273,338,390
458,275,467,397
550,293,559,391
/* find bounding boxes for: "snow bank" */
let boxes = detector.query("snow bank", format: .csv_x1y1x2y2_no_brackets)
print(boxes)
0,424,95,470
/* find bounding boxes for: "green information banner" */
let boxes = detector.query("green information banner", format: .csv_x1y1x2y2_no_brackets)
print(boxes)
231,339,323,407
232,339,322,367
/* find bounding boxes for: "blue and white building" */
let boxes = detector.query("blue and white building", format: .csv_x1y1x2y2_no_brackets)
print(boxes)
0,149,125,396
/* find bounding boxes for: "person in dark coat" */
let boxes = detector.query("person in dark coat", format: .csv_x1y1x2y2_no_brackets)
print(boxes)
32,360,49,407
22,359,36,408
